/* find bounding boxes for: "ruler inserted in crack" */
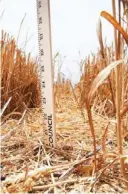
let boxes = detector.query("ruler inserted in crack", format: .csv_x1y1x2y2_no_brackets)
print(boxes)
36,0,56,147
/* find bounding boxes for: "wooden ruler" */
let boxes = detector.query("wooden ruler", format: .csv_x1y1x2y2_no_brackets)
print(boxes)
36,0,56,147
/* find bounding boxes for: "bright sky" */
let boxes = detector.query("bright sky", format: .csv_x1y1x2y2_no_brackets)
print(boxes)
1,0,114,83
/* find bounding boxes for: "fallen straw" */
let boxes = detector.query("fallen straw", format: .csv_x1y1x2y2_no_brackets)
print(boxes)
32,176,94,191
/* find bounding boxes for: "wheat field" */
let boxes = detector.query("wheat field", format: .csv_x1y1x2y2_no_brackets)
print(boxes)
1,0,128,193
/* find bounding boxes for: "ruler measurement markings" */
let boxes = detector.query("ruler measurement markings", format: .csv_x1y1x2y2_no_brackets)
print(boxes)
36,0,56,147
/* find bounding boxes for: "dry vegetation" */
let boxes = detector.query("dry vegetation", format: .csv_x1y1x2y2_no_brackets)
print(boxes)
1,0,128,193
1,31,41,119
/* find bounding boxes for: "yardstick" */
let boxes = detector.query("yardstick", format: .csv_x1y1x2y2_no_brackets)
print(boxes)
36,0,56,147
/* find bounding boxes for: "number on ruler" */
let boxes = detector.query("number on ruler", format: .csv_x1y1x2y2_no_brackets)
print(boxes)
39,33,43,40
40,49,44,56
38,1,41,8
39,17,42,24
41,81,45,88
40,65,44,72
43,97,46,104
